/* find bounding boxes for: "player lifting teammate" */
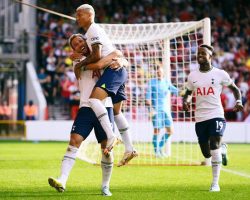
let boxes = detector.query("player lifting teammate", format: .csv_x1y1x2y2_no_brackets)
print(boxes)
182,44,243,192
73,4,138,165
48,34,127,196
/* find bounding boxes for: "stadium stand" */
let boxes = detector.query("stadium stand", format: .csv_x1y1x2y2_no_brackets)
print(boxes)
18,0,250,120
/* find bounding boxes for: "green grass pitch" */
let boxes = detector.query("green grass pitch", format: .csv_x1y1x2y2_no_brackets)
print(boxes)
0,141,250,200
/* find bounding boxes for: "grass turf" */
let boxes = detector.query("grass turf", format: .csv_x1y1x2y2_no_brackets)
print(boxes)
0,141,249,200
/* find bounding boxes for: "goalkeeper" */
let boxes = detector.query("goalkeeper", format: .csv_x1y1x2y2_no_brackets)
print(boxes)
146,64,178,157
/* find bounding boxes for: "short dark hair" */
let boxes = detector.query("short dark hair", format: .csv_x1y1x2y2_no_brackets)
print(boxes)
199,44,214,55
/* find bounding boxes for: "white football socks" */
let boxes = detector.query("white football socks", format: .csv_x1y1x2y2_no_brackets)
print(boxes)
114,113,133,152
59,145,78,186
210,148,222,185
101,150,114,188
89,98,115,139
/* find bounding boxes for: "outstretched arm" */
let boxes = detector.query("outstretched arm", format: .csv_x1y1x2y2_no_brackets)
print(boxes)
169,83,179,95
76,43,102,67
86,50,124,70
228,82,244,112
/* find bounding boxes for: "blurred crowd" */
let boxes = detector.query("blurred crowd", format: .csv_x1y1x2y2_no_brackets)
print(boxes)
35,0,249,121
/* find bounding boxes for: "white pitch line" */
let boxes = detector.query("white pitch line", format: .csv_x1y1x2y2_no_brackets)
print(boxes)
172,156,250,179
221,168,250,179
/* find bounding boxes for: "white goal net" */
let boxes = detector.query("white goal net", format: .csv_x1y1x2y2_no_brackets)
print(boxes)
77,18,211,166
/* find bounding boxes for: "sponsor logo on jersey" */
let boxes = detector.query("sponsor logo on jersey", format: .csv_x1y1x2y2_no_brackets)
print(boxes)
196,87,215,96
91,37,99,41
92,70,101,79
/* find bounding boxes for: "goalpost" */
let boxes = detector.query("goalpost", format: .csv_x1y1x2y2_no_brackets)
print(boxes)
77,18,211,166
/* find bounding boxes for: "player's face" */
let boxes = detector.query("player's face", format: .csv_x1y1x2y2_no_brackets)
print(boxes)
71,36,90,56
197,47,210,64
76,9,91,28
156,66,163,79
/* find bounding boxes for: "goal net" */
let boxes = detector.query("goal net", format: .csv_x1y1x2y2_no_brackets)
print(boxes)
77,18,211,166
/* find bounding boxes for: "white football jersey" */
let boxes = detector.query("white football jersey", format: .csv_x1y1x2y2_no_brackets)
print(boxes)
186,67,233,122
85,23,115,57
73,60,113,108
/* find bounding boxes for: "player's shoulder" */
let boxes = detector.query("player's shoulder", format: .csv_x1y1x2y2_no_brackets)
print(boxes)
211,67,229,76
89,23,101,31
188,69,199,78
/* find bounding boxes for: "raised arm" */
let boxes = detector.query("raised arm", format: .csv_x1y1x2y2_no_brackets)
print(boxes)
228,82,244,112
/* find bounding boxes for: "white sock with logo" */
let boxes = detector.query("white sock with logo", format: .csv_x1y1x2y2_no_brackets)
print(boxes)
114,113,133,152
210,148,222,185
101,150,114,188
89,98,115,139
58,145,78,186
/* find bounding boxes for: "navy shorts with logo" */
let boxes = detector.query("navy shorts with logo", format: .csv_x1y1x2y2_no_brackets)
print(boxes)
95,67,127,104
70,107,114,143
195,118,226,143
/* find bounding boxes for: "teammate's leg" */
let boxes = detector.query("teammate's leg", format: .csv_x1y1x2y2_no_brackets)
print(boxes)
48,107,94,192
94,107,114,196
89,67,128,154
48,134,83,192
199,142,212,166
100,141,113,196
89,87,116,141
209,118,226,192
113,101,138,166
209,135,222,192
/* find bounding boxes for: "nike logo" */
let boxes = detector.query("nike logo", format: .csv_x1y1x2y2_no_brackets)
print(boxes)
193,81,197,83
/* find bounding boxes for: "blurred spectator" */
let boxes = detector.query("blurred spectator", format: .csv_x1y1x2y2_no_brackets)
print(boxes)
60,74,74,114
0,101,12,136
46,49,57,82
69,82,80,120
244,96,250,122
37,68,48,88
1,101,12,120
43,75,56,105
24,100,38,120
223,88,237,121
35,0,249,121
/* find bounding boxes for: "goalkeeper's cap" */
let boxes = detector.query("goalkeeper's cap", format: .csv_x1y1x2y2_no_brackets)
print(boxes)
76,4,95,15
199,44,214,56
68,33,86,49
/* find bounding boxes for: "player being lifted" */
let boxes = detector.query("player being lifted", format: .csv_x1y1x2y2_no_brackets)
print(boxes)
182,44,243,192
73,4,138,165
48,34,127,196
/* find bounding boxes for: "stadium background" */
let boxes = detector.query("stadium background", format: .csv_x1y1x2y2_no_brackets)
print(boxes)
0,0,249,123
0,1,250,199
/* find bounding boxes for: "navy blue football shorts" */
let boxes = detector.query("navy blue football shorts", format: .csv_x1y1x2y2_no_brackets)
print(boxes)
70,107,114,143
195,118,226,143
95,67,127,104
